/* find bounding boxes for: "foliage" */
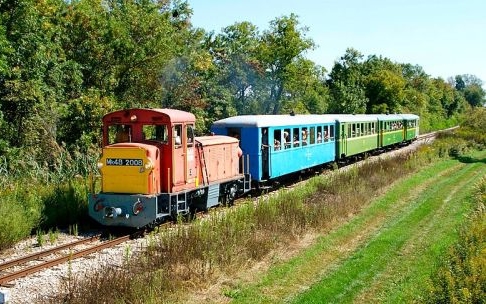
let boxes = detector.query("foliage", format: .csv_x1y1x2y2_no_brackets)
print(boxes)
327,48,368,114
0,184,44,250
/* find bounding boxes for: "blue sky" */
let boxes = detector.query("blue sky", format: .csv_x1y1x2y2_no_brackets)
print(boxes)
187,0,485,85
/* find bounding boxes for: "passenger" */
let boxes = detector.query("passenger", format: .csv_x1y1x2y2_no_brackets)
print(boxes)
261,128,269,148
302,130,308,145
293,135,299,147
317,132,322,143
283,131,290,148
274,139,281,150
115,125,130,143
324,131,329,142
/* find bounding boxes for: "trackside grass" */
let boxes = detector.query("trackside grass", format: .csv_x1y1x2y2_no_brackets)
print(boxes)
291,156,484,303
49,135,485,304
228,153,485,303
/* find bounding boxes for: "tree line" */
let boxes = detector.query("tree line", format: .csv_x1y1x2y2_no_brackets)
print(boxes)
0,0,484,174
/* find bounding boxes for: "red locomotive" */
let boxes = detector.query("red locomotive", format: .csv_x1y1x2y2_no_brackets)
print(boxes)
88,108,250,228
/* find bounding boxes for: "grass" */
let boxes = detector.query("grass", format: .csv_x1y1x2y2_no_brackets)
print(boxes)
46,132,485,303
293,157,483,303
227,155,482,303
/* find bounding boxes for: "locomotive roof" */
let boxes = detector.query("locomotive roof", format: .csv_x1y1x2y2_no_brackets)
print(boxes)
103,108,195,123
212,115,336,128
195,135,239,145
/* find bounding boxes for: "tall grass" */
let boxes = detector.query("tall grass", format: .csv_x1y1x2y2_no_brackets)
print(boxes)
0,148,97,250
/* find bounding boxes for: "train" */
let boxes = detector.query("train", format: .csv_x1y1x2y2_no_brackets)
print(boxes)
88,108,419,228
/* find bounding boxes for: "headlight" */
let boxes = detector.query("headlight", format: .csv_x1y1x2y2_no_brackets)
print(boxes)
97,162,103,170
145,160,153,170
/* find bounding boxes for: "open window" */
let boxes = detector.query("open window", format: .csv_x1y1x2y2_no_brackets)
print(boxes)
142,124,168,144
109,124,132,144
317,126,322,143
283,128,291,149
174,124,182,148
186,124,194,147
273,129,281,151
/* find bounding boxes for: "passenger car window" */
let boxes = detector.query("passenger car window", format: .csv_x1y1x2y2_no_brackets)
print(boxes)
273,129,281,151
283,128,291,149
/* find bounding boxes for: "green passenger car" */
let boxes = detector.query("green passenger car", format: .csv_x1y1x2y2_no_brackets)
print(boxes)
333,115,380,159
401,114,420,142
376,114,406,147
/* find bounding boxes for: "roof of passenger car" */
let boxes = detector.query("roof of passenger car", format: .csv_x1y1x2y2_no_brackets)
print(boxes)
399,114,420,120
212,115,336,128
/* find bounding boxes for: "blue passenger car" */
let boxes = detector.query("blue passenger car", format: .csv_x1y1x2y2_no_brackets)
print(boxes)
211,115,336,182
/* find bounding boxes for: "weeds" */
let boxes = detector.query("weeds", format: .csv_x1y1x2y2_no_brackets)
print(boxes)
426,176,486,303
69,224,79,236
36,230,45,247
48,229,59,245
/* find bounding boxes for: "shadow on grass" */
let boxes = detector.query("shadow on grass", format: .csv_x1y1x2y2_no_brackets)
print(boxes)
454,155,486,164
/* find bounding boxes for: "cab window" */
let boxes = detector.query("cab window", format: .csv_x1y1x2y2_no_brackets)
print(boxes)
174,124,182,147
109,124,131,144
142,124,168,144
186,124,194,147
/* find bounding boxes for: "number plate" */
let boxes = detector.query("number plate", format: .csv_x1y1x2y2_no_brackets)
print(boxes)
106,158,143,166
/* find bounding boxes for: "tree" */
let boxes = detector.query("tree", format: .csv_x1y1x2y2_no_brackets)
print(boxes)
454,74,485,107
281,58,329,114
258,14,315,114
362,56,406,114
209,21,263,115
0,0,71,166
327,48,368,113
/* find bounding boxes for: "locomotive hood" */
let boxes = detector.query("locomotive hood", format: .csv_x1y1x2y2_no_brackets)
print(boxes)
98,143,160,194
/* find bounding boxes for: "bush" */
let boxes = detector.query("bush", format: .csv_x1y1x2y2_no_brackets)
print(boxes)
40,180,90,230
0,186,43,250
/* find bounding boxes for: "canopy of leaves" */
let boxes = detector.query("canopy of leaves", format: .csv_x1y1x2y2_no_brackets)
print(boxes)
0,0,484,174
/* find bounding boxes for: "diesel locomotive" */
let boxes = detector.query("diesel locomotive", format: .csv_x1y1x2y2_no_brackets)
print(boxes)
88,108,419,228
88,108,251,228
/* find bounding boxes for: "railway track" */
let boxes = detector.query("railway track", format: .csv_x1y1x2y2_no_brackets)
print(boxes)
0,234,130,286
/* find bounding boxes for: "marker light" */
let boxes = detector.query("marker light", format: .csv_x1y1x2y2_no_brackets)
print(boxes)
133,200,143,215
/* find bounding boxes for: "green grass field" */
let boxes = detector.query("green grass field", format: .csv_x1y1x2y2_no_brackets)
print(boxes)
228,151,486,303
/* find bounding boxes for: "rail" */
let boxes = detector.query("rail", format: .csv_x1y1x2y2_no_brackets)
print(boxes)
0,235,130,286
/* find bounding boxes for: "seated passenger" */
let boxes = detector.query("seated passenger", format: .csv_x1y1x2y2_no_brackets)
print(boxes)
293,135,300,147
274,139,281,150
283,132,290,148
317,132,322,143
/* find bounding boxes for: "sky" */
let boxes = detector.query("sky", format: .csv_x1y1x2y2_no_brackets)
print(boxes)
187,0,486,86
